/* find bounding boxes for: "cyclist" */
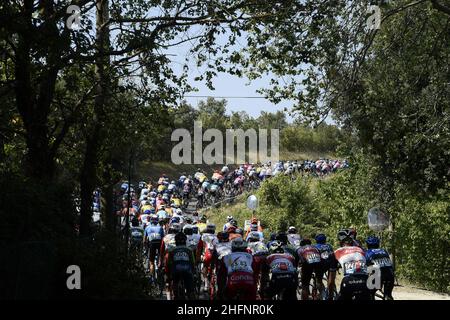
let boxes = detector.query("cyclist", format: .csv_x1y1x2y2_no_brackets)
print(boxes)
314,233,336,300
223,215,234,231
196,215,208,234
214,231,232,299
287,226,302,249
183,224,203,264
165,232,196,300
331,229,371,300
221,165,230,175
262,240,298,300
144,215,165,279
156,204,169,223
349,227,363,248
276,231,299,265
226,224,242,241
247,232,269,298
139,208,152,228
365,236,395,300
159,223,181,271
130,217,144,252
219,238,256,300
201,224,218,291
297,238,321,300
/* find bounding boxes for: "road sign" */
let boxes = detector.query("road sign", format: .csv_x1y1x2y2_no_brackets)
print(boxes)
368,207,390,231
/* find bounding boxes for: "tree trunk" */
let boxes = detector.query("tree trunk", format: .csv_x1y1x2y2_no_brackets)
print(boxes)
78,0,110,236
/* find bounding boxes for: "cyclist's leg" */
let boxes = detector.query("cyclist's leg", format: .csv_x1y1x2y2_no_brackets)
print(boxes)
301,264,313,300
327,269,337,300
382,267,395,300
184,271,195,300
315,264,326,299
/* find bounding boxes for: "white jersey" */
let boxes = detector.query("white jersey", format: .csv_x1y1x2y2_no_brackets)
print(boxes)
163,234,177,250
215,242,232,260
247,241,269,256
202,233,218,250
187,234,201,250
287,234,302,248
222,252,254,275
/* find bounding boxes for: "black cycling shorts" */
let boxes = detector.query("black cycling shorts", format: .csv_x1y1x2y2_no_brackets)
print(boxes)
172,270,194,298
339,274,371,300
148,240,162,261
266,273,298,300
300,262,322,290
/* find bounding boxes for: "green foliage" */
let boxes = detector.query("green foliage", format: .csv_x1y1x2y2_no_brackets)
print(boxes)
281,123,344,154
313,165,450,293
255,175,321,237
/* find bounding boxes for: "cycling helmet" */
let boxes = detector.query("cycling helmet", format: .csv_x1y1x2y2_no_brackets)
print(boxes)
247,231,261,243
144,209,151,215
338,229,353,244
276,232,288,245
300,238,311,246
150,215,158,224
217,231,229,242
131,216,139,227
366,236,380,248
349,227,357,239
230,219,238,227
170,216,181,224
175,231,187,245
231,238,248,252
268,240,284,254
315,233,327,244
288,226,297,234
205,223,216,234
192,226,199,234
200,215,207,223
226,215,234,222
185,217,193,225
183,224,193,236
169,223,181,234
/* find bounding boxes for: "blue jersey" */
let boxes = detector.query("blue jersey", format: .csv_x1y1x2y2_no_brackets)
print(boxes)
314,243,333,253
365,248,393,269
145,224,165,242
157,210,168,219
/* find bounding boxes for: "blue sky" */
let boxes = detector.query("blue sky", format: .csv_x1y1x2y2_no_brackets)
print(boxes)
168,30,296,122
182,72,295,121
